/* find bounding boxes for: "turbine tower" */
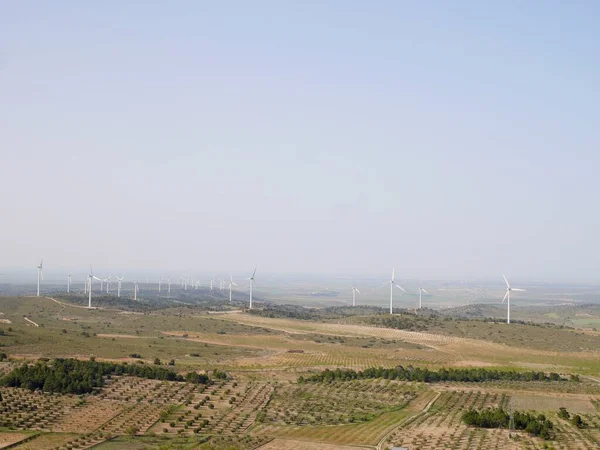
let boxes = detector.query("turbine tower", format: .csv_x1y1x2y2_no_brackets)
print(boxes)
387,268,405,314
116,276,124,297
352,286,360,307
84,277,88,294
134,281,139,300
247,268,256,309
67,273,72,293
210,278,214,290
158,278,162,293
502,274,525,324
105,275,112,293
36,258,43,297
88,266,101,308
417,285,428,309
228,275,238,302
167,278,171,295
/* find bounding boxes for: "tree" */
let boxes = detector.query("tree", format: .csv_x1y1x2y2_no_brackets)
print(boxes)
570,414,586,428
153,358,161,365
558,407,570,420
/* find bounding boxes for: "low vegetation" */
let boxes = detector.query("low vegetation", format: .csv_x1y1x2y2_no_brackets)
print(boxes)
300,366,568,384
0,358,210,394
462,407,555,440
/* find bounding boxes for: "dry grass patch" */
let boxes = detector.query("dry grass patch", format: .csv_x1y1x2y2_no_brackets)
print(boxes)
511,394,596,414
258,439,361,449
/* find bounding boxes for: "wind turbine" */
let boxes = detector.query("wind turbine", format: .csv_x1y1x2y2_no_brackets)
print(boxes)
502,274,525,324
352,286,360,307
386,268,405,314
36,258,43,296
158,278,162,293
116,276,124,297
417,284,428,309
167,277,171,295
84,277,88,294
210,278,214,290
134,281,139,300
228,275,238,302
247,268,256,309
105,275,112,293
220,278,225,291
67,273,72,293
88,266,102,308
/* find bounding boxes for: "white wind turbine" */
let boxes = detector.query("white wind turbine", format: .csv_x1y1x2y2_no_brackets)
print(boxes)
210,278,214,290
158,278,162,293
67,273,72,293
88,266,102,308
417,284,428,309
134,281,139,300
167,277,172,295
105,275,112,293
228,275,238,302
116,276,124,297
351,286,360,307
502,274,525,324
386,268,405,314
247,268,257,309
36,258,43,297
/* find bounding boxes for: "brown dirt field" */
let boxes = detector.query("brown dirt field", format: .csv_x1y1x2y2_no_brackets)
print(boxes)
96,333,143,339
258,438,369,449
0,432,30,448
13,433,79,450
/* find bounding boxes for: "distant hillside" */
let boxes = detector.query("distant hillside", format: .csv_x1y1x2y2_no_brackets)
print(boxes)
441,304,507,319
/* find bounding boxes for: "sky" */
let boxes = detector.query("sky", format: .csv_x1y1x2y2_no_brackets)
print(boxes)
1,1,599,281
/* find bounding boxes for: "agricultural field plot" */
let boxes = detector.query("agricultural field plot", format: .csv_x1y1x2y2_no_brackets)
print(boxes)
250,382,433,446
91,434,272,449
148,379,273,436
258,379,416,426
98,376,197,404
551,419,600,449
0,432,33,448
257,439,361,449
51,398,124,434
98,402,167,435
12,433,80,450
511,394,597,414
383,390,535,450
0,387,80,431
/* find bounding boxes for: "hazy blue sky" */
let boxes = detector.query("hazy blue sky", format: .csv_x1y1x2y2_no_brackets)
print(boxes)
1,1,599,281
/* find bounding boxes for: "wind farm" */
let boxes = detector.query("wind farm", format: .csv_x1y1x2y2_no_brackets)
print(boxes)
2,1,600,449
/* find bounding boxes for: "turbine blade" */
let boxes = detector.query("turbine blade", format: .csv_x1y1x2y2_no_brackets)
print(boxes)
355,289,360,294
395,284,405,292
252,267,257,278
502,273,510,289
512,288,526,292
422,289,428,294
502,291,509,303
